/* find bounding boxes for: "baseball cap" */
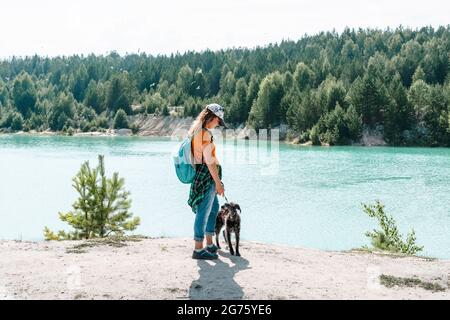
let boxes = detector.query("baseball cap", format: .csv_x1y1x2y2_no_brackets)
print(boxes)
206,103,227,128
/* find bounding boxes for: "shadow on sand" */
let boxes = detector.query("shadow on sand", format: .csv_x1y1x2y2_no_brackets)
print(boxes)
188,251,251,300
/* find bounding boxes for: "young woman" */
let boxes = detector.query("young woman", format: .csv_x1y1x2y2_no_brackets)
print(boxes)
187,103,227,260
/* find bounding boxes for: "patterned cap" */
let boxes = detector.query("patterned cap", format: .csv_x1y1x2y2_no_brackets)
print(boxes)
206,103,227,128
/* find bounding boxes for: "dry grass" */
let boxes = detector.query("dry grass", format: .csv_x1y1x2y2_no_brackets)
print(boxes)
65,235,151,254
380,274,447,292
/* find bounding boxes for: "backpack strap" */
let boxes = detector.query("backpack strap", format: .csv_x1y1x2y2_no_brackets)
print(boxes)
189,127,202,138
190,127,204,165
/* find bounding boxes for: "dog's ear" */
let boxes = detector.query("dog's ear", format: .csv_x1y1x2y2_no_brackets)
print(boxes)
234,204,241,213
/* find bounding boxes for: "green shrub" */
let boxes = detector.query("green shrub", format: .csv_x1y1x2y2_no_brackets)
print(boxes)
130,122,140,134
310,124,321,145
316,103,348,145
309,103,363,146
113,109,129,129
363,201,423,255
144,92,165,114
67,126,75,136
28,113,46,129
11,112,24,131
299,130,310,143
80,120,91,132
96,116,109,129
158,105,170,116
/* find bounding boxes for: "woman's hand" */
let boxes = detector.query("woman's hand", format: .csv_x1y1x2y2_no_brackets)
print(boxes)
215,181,225,196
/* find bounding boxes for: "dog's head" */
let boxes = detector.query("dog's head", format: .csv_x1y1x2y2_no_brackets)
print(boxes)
220,202,241,217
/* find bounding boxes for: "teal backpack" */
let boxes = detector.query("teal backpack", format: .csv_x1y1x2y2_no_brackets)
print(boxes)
173,128,202,183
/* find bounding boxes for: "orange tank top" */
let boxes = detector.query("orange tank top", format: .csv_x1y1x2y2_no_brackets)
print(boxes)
191,129,216,164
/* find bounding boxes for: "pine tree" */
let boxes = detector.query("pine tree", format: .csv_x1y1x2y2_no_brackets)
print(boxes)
286,90,317,133
0,80,8,107
248,72,284,129
105,74,132,114
317,103,348,145
176,65,195,96
412,66,426,83
384,75,414,144
229,78,248,124
69,65,89,102
348,65,390,127
344,104,363,141
408,80,430,124
293,62,315,92
10,112,24,131
425,85,448,145
44,155,140,240
84,80,105,114
144,92,165,114
12,72,37,118
48,92,76,131
246,74,261,111
219,71,236,105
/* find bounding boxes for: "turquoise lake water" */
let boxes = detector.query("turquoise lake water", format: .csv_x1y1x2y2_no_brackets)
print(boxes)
1,134,450,259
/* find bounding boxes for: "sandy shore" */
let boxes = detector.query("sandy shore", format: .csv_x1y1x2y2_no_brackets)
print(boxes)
0,237,449,300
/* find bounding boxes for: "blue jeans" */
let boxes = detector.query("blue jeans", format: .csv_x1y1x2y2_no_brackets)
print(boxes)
194,184,219,242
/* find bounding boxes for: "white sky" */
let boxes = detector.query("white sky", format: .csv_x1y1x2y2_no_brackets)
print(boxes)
0,0,448,58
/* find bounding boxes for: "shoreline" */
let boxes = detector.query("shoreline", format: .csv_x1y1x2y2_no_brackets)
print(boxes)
0,114,419,147
0,115,446,148
1,237,449,300
1,131,445,149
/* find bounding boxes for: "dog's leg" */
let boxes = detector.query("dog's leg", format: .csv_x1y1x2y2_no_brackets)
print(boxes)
215,217,223,249
215,230,221,249
222,230,228,248
226,229,234,255
235,231,240,257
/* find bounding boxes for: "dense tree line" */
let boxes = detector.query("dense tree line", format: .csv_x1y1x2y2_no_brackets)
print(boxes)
0,26,449,146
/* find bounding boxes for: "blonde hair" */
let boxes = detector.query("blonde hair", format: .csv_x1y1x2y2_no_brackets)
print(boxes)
188,106,218,136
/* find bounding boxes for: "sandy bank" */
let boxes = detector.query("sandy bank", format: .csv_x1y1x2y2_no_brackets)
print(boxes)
1,238,449,300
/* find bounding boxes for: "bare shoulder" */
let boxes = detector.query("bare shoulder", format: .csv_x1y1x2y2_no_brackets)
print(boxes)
192,129,212,148
202,129,212,141
192,129,204,141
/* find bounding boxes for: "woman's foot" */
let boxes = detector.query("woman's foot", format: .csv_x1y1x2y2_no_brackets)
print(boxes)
192,248,218,260
205,244,219,254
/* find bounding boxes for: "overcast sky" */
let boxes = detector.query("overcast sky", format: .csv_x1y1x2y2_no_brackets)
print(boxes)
0,0,448,58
